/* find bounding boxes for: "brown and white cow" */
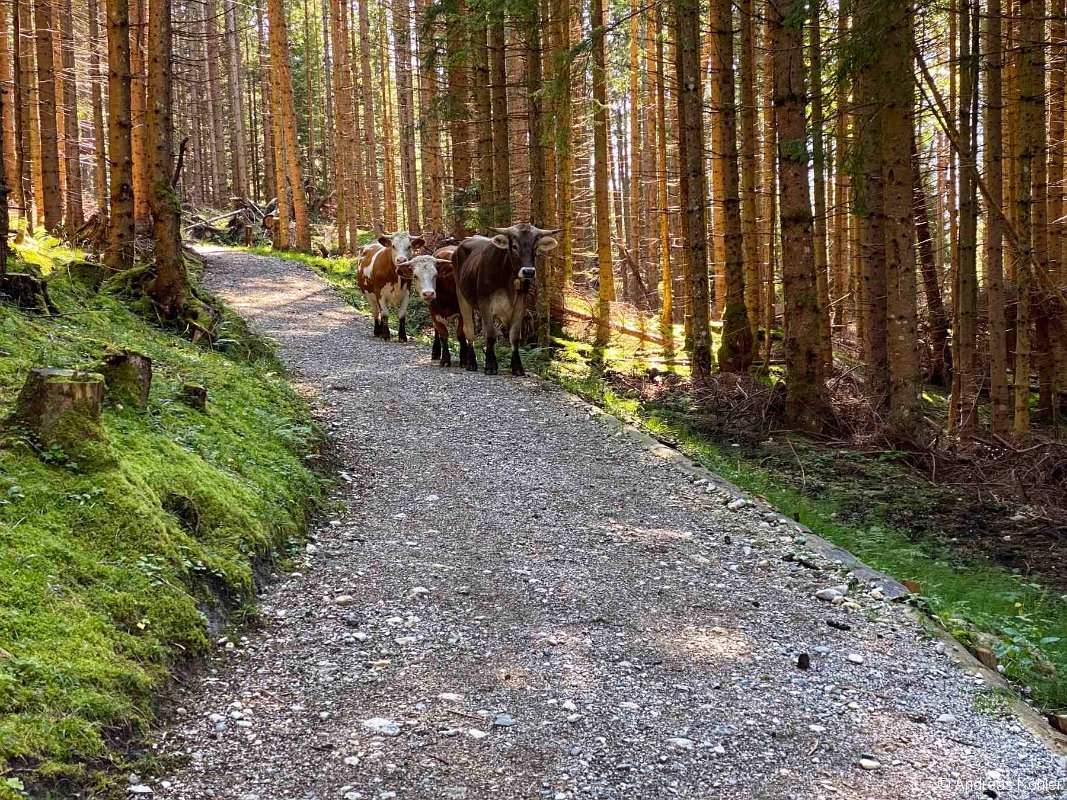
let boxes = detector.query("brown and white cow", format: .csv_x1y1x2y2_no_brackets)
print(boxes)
409,245,468,367
356,232,424,340
454,224,560,376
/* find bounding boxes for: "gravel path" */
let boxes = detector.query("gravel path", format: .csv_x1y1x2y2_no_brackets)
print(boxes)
156,248,1067,800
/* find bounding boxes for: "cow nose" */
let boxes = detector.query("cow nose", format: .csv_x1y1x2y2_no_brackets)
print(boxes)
519,267,536,280
422,290,436,300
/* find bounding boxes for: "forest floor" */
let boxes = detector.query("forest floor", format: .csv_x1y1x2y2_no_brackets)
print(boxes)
153,248,1067,799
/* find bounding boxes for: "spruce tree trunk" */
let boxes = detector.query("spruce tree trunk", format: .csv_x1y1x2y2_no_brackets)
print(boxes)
357,0,382,232
471,11,494,227
378,21,398,231
57,0,82,228
653,2,672,343
267,0,311,250
983,0,1009,435
809,1,831,368
146,0,190,316
831,0,850,329
131,0,150,224
738,0,761,337
0,3,14,196
553,0,572,281
445,0,471,235
224,0,249,200
105,0,134,271
203,0,228,203
89,0,109,215
33,0,62,232
713,0,754,372
393,0,419,231
417,0,444,233
591,0,614,348
760,6,777,365
488,17,510,225
770,0,826,431
674,0,712,379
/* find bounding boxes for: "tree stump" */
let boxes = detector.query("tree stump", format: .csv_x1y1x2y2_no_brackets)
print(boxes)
180,383,207,411
66,259,107,291
12,368,105,449
99,351,153,409
1,272,58,314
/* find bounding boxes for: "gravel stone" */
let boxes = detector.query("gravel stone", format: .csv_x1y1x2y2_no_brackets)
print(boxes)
153,249,1067,799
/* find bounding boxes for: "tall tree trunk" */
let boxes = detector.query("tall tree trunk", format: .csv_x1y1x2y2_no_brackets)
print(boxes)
203,0,228,202
471,10,494,227
627,0,643,294
393,0,419,230
770,0,826,430
0,1,14,200
33,0,62,232
56,0,82,228
553,0,572,281
950,0,980,431
911,129,952,387
445,0,470,235
674,0,712,378
131,0,149,223
224,0,249,199
831,0,850,330
357,0,381,232
882,0,920,433
738,0,760,337
267,0,310,250
528,6,551,342
105,0,134,271
852,0,890,411
809,0,831,368
591,0,614,347
714,0,754,372
14,0,36,229
378,19,398,231
983,0,1009,434
761,7,777,365
146,0,190,315
89,0,109,215
417,0,444,233
653,2,671,344
488,16,510,225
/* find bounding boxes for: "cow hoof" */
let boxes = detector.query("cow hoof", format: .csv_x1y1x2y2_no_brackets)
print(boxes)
512,367,526,377
466,360,479,372
440,356,452,368
398,333,408,342
485,365,498,376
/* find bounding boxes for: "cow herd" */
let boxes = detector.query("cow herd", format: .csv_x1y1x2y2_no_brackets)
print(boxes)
356,223,560,376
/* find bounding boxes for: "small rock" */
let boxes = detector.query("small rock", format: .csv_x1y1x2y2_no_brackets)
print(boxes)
362,717,401,737
858,758,881,771
561,700,578,712
936,713,956,724
815,586,847,602
667,737,694,750
796,653,811,670
335,595,356,606
128,787,154,796
466,728,489,740
727,498,748,511
492,713,516,728
847,653,865,665
437,692,464,702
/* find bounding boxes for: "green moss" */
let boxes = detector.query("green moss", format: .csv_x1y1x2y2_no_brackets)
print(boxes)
0,236,324,795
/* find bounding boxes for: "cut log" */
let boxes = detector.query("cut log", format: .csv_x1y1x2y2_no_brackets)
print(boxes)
1,272,59,314
180,383,207,411
12,368,105,449
99,351,153,409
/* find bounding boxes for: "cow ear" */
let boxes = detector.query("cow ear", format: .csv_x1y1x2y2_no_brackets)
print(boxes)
377,236,392,248
492,234,510,250
411,237,425,250
538,237,559,253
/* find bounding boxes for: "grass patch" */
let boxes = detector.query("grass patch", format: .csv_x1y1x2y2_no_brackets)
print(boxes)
283,244,1067,719
0,236,325,796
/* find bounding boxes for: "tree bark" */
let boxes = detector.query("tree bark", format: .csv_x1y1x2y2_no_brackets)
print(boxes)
89,0,109,215
983,0,1009,434
416,0,443,232
653,1,671,343
146,0,191,316
357,0,381,232
591,0,614,348
224,0,249,199
471,10,494,227
673,0,712,378
267,0,311,250
445,0,470,235
131,0,149,223
738,0,760,338
713,0,754,372
393,0,419,231
105,0,134,271
809,0,831,368
33,0,62,232
770,0,826,431
57,0,82,228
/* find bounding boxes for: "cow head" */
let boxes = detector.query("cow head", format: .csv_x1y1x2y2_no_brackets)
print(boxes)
377,232,425,269
490,224,561,281
409,254,453,301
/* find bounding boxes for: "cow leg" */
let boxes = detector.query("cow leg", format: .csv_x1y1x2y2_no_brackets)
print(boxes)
458,295,478,372
432,319,451,366
380,302,391,341
456,317,467,368
483,306,499,375
508,307,526,377
431,329,442,360
368,294,382,338
396,291,411,342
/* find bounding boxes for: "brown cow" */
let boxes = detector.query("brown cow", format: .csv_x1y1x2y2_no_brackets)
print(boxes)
454,224,560,376
409,245,468,367
356,232,424,340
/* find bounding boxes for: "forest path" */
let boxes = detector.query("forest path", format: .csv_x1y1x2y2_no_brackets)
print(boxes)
157,247,1066,799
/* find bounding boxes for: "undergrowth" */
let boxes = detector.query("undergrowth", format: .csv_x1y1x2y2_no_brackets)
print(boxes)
0,235,325,797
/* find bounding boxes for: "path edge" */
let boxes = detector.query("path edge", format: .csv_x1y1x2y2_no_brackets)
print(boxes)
567,392,1067,757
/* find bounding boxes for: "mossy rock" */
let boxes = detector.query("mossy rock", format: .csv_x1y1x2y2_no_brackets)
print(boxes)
99,350,153,409
65,259,108,291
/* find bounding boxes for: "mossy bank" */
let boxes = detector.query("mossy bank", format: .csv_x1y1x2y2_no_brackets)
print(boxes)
0,237,325,797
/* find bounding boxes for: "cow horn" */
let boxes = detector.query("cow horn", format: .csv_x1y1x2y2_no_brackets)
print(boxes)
489,227,512,236
537,227,563,236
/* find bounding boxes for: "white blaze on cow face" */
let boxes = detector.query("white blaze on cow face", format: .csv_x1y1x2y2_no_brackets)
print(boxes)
409,255,439,301
378,232,425,268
